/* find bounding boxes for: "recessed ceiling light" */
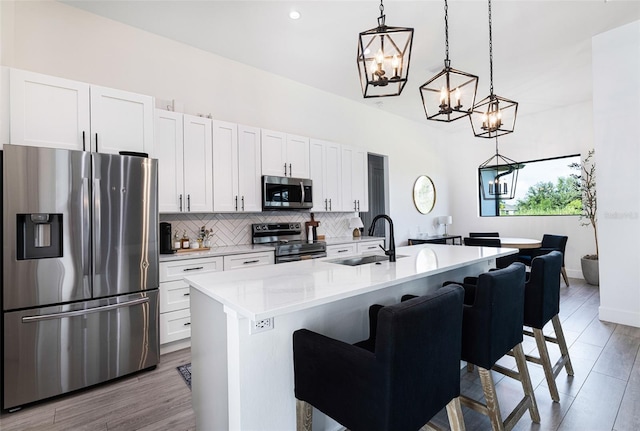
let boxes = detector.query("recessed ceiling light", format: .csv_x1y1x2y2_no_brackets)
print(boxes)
289,10,301,20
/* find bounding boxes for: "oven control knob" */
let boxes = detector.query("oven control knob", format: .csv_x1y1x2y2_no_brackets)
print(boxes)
294,223,300,229
262,225,267,231
255,225,261,231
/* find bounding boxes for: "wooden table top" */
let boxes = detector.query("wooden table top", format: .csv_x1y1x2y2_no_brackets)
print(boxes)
475,237,542,249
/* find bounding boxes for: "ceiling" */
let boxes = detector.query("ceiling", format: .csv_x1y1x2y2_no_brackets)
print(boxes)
62,0,640,126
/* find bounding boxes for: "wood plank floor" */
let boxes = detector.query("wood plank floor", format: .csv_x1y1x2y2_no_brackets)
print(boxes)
1,278,638,430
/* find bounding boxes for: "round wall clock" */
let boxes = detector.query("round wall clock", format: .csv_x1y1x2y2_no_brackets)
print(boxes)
413,175,436,214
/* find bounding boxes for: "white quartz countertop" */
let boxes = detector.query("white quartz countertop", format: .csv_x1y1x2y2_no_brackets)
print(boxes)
185,244,518,321
159,244,275,262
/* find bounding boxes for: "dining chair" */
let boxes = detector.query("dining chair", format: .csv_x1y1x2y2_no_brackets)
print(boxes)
518,234,569,286
463,237,516,269
293,285,466,431
469,232,500,238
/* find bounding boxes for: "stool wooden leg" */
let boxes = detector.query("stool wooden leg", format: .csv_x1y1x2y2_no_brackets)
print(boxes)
478,367,504,431
296,399,312,431
561,267,570,287
533,328,560,402
513,344,540,423
552,315,574,376
446,397,466,431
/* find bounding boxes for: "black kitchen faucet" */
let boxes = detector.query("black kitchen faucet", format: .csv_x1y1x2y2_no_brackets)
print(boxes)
368,214,396,262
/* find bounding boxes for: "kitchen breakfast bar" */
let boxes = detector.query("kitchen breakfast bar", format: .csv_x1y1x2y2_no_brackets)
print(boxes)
185,243,518,431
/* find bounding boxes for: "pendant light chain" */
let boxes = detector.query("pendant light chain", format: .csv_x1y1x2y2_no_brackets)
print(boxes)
444,0,450,64
488,0,494,96
378,0,386,27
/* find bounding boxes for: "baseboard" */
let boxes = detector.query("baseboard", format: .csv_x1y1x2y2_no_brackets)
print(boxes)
566,268,583,280
599,306,640,327
160,338,191,355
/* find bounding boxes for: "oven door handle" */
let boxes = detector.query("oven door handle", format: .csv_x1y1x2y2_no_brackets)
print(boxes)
277,252,327,264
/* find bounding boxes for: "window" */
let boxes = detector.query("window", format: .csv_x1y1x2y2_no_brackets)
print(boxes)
479,154,582,217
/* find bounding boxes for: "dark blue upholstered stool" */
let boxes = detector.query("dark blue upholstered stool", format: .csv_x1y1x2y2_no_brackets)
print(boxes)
521,251,574,402
293,285,466,431
441,263,540,431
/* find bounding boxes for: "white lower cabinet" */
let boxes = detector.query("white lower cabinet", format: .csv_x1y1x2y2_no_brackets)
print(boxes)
159,256,223,346
326,243,357,257
160,308,192,345
326,239,385,258
223,251,274,270
357,239,385,254
159,251,274,349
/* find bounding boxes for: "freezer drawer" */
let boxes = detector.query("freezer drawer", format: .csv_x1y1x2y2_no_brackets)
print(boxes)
2,290,159,410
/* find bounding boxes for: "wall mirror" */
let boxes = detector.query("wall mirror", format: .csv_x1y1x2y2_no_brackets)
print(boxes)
413,175,436,214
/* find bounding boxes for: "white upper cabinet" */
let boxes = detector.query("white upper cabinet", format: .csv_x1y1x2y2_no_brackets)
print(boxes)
10,69,90,151
156,111,213,213
341,145,369,212
285,134,310,178
183,114,213,212
155,110,184,213
237,125,262,212
89,85,154,155
213,120,239,212
9,69,154,155
213,121,262,212
309,139,342,212
261,129,309,178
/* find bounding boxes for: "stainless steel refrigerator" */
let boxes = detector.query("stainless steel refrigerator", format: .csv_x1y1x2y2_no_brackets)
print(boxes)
1,144,159,410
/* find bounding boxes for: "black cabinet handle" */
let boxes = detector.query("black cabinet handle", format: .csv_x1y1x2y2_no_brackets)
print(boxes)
95,133,99,153
183,266,204,272
82,131,86,151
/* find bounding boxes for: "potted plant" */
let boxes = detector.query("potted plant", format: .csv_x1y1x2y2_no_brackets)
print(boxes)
571,149,598,285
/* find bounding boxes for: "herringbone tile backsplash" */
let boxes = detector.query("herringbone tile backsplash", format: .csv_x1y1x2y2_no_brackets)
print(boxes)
160,212,355,246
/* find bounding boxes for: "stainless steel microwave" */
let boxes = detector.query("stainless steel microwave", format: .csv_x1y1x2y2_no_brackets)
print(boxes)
262,176,313,210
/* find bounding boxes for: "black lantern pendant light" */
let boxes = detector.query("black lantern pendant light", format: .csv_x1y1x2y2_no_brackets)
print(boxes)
470,0,518,138
357,0,414,98
419,0,479,122
479,138,521,200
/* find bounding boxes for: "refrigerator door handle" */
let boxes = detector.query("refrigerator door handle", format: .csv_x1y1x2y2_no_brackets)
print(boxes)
21,297,150,323
93,177,102,273
82,177,91,278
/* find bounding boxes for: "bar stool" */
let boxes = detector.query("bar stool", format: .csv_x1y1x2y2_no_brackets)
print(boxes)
445,263,540,431
521,251,574,402
293,285,466,431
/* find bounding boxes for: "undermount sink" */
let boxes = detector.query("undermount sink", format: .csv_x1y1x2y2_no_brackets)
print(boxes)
328,254,407,266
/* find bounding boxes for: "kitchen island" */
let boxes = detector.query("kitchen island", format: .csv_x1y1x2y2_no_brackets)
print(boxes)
186,243,517,431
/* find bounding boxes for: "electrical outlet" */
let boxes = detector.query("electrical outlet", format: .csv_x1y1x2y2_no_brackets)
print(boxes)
251,317,274,334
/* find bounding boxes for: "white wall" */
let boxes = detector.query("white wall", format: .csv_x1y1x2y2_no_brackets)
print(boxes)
593,20,640,327
443,101,595,279
0,0,451,246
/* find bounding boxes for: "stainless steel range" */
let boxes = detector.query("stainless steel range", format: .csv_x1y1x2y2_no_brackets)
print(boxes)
252,223,326,263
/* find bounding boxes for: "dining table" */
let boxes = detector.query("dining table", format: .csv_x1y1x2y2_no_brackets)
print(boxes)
477,237,542,249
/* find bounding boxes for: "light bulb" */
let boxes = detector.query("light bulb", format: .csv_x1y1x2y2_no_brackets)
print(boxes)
375,48,384,65
391,54,400,68
440,86,447,104
454,87,461,106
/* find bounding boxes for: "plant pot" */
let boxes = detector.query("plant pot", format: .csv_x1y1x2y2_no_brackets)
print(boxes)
581,256,599,286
